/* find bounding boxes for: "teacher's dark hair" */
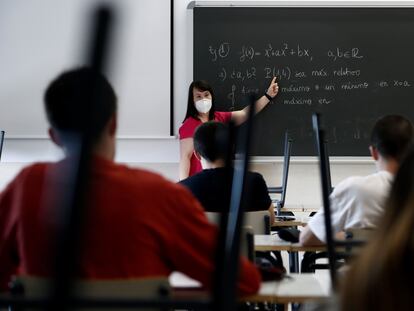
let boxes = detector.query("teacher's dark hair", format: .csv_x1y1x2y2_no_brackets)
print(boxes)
44,67,117,143
183,80,216,123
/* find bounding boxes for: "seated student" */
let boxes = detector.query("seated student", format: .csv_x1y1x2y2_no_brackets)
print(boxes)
0,68,260,295
300,115,414,246
340,147,414,311
180,121,275,225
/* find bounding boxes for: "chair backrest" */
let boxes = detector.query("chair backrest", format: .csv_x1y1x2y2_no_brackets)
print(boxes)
206,210,270,235
205,211,266,262
240,226,255,262
244,210,271,235
268,131,293,215
280,131,293,207
9,275,170,311
0,130,5,162
205,211,221,226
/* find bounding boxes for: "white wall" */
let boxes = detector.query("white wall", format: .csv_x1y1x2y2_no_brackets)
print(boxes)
0,0,177,186
0,0,393,207
0,0,171,139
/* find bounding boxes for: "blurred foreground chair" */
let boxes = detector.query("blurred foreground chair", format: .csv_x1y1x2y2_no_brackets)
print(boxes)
8,275,170,311
304,113,370,282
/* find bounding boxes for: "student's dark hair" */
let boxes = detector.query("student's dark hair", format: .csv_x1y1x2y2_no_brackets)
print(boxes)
383,145,414,221
370,115,414,162
44,67,117,143
193,121,229,163
183,80,216,122
340,146,414,311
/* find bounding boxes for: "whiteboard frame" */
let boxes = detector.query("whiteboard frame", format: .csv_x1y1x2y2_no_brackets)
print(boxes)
188,1,414,8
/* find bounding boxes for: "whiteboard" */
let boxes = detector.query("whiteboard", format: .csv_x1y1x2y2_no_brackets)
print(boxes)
0,0,171,138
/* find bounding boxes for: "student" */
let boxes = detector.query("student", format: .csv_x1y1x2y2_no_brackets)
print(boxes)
300,115,414,246
0,68,260,295
340,147,414,311
180,121,275,225
179,78,279,180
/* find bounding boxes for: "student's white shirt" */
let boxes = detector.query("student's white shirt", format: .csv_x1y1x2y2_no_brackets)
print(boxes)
308,170,393,243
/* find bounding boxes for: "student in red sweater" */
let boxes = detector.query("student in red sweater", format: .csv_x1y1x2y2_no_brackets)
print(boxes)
0,68,260,295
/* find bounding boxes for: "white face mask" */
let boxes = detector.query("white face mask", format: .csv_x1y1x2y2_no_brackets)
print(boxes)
195,98,212,114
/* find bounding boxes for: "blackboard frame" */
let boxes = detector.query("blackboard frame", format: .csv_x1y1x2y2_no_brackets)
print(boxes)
191,1,414,156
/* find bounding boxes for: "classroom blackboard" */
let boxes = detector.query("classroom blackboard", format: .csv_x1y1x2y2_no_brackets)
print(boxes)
193,7,414,156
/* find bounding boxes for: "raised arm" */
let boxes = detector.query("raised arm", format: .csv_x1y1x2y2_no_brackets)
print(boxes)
299,225,324,246
231,77,279,126
179,138,194,180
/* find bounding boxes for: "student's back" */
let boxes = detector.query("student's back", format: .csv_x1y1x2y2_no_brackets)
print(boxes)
340,148,414,311
0,68,260,295
300,115,414,246
0,152,260,295
180,166,271,213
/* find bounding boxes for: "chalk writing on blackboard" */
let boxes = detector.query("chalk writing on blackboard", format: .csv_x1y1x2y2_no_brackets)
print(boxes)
207,43,412,108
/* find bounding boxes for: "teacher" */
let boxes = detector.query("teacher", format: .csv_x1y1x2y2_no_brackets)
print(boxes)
179,77,279,180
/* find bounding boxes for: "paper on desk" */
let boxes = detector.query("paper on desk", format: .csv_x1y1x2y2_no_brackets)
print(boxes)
169,271,202,288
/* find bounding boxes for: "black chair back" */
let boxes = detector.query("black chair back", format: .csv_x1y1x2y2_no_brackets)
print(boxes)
214,97,256,311
312,113,337,289
268,131,293,215
324,139,333,194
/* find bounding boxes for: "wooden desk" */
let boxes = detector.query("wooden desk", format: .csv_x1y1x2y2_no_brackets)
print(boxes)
169,272,331,304
255,235,326,273
275,205,320,213
0,273,330,311
171,272,331,306
255,235,326,253
244,273,331,303
272,216,309,227
270,216,311,272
